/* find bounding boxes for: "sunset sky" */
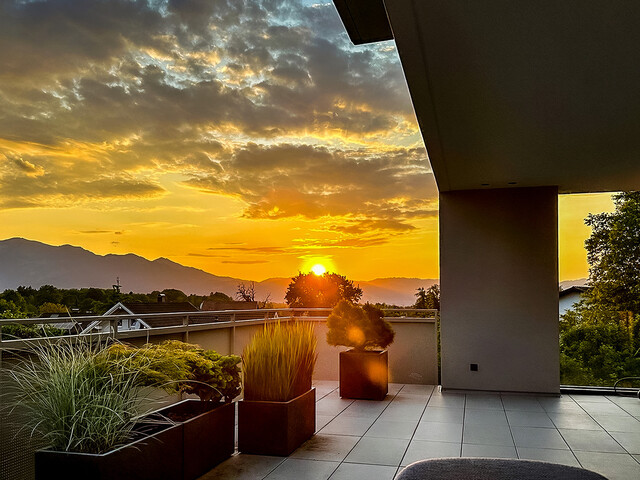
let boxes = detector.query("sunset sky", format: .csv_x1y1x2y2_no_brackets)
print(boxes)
0,0,614,282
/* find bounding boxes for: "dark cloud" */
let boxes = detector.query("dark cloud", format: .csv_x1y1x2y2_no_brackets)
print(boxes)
0,0,436,241
184,142,437,232
207,245,290,255
221,259,269,264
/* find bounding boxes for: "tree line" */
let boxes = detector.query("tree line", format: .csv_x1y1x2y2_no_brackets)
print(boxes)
0,286,235,320
560,192,640,386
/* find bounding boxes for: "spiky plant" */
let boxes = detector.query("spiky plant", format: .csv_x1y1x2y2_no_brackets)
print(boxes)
7,340,150,453
242,321,317,402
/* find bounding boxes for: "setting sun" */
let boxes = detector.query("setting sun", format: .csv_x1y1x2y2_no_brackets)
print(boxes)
311,264,326,276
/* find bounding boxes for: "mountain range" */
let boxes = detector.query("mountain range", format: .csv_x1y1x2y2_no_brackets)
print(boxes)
0,238,437,306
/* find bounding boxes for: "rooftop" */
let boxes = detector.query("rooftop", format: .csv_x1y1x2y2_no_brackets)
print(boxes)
201,381,640,480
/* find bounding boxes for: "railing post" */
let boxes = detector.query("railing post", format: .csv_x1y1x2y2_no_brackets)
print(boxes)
183,315,190,343
230,313,236,355
110,319,118,340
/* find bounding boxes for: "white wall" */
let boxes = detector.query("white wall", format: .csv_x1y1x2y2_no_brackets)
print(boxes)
440,187,560,393
559,292,584,316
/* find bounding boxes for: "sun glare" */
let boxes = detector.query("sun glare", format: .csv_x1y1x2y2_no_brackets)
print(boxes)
311,264,326,275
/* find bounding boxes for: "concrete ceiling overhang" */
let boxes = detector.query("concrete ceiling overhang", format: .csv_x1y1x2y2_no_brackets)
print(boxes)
333,0,640,193
332,0,393,45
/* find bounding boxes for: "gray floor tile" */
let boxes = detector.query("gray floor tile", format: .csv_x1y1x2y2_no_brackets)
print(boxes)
465,394,504,410
199,454,285,479
536,396,580,412
506,410,555,428
328,462,397,480
290,434,360,462
463,423,514,446
461,444,517,458
378,403,425,421
571,395,613,404
399,384,435,396
413,421,463,443
608,431,640,454
427,393,465,409
264,459,338,480
511,426,569,450
464,408,508,426
547,412,603,430
420,406,464,424
344,437,410,466
560,429,626,453
388,383,403,395
574,451,640,480
401,440,461,466
316,415,334,432
389,394,430,407
320,415,375,436
316,397,353,416
516,447,580,467
500,396,544,412
616,402,640,416
592,415,640,433
365,419,418,439
580,402,628,416
341,400,388,418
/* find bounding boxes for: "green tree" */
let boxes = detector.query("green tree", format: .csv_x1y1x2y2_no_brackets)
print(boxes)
585,191,640,317
35,285,63,306
415,285,440,310
559,191,640,385
38,303,69,315
285,272,363,308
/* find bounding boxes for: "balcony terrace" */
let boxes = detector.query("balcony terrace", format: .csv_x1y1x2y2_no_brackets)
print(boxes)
1,309,639,480
203,381,640,480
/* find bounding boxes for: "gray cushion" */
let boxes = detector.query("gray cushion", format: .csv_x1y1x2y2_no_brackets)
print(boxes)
396,458,608,480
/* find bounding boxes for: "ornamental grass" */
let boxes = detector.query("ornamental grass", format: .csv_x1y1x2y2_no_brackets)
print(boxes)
6,340,149,454
242,321,317,402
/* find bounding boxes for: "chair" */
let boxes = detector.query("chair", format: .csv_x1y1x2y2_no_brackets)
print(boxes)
395,458,608,480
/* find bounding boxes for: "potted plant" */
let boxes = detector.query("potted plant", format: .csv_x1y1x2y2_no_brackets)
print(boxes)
105,340,241,480
8,339,240,480
327,300,395,400
238,321,317,456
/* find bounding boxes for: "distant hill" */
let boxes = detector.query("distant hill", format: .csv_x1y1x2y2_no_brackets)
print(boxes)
560,278,588,290
0,238,437,306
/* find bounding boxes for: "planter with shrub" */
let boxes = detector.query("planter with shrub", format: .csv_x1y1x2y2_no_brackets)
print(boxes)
327,300,395,400
7,339,240,480
238,321,317,456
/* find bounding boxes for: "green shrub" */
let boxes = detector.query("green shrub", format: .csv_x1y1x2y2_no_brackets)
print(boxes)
104,340,241,402
1,323,65,340
242,321,317,402
326,300,395,350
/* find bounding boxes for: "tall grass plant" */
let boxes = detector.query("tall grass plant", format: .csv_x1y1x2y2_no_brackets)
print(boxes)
6,340,150,453
242,321,317,402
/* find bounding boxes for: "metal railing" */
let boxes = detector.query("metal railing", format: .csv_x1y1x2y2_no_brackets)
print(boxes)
0,307,438,353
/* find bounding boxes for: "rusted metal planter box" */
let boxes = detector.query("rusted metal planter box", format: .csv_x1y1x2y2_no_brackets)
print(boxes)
35,399,234,480
340,349,388,400
155,399,235,480
35,421,182,480
238,388,315,456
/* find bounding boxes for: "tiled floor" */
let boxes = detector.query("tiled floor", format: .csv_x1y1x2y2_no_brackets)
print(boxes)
199,381,640,480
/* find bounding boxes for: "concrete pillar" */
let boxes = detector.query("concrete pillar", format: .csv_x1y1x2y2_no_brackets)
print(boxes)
439,186,559,394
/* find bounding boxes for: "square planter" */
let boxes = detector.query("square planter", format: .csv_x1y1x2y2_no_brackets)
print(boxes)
238,388,315,456
154,399,235,480
35,421,182,480
340,349,388,400
35,399,235,480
